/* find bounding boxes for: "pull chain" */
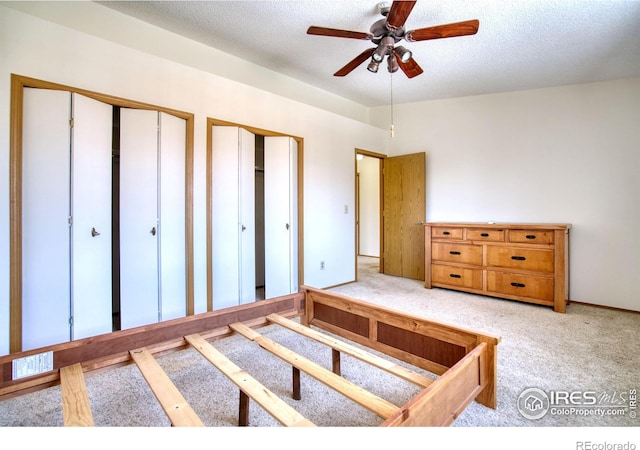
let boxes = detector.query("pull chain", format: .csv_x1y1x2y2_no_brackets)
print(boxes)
389,69,395,138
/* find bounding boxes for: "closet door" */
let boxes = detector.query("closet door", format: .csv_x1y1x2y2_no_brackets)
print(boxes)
158,112,187,320
238,128,256,304
119,108,159,329
264,136,298,298
21,88,71,350
70,93,113,339
211,126,255,309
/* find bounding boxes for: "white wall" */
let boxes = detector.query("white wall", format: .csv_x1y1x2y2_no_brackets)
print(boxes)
371,78,640,311
0,6,388,355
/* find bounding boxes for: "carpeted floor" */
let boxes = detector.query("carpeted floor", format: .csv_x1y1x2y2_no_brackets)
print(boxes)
1,256,638,428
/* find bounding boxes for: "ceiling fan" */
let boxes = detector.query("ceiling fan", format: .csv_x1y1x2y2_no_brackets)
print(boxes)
307,1,479,78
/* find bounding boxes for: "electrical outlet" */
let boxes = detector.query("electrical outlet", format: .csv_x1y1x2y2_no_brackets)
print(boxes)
320,261,325,270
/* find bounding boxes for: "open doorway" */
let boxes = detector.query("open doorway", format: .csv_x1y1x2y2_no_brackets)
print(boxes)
355,149,385,278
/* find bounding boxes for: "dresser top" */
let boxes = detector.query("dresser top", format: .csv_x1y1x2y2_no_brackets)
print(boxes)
424,222,571,230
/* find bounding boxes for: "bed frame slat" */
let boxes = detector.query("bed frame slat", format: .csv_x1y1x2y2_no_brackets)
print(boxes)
129,347,204,427
60,363,94,426
266,313,434,388
229,321,399,419
185,333,315,427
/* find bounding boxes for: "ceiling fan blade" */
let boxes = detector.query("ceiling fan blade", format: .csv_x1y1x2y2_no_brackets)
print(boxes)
386,0,417,29
396,54,424,79
406,19,479,41
307,26,371,40
334,48,375,77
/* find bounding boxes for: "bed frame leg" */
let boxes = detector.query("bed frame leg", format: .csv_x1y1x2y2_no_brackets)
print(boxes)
332,349,341,376
293,367,301,400
239,390,250,426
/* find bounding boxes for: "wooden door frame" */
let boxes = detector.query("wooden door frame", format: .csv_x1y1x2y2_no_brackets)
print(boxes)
354,149,386,280
206,118,304,312
9,74,195,353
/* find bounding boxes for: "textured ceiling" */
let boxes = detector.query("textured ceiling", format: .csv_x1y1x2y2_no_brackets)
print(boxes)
19,1,640,107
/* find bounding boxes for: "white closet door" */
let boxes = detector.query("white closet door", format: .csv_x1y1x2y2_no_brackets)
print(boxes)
212,126,256,309
264,136,298,298
238,128,256,304
71,93,113,339
119,108,159,329
22,88,71,350
158,112,186,320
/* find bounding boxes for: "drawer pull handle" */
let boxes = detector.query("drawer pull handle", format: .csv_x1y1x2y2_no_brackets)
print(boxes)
511,282,526,288
511,256,526,261
525,235,536,239
449,274,461,279
481,233,489,237
443,231,451,235
449,251,461,255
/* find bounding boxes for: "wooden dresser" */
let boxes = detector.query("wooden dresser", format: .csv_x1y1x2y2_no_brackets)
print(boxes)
424,223,571,313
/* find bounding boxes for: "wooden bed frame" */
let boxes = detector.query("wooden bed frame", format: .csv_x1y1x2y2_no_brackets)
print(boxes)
0,286,500,427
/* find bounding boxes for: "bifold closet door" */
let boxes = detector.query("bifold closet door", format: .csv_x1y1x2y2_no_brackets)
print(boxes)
158,112,187,321
211,126,255,309
22,90,113,350
22,88,71,350
71,93,113,340
119,108,160,329
264,136,298,298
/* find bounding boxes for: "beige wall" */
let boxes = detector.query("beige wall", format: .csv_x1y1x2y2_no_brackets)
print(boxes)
371,78,640,311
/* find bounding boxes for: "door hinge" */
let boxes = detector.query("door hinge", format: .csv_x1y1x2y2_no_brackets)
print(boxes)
69,316,73,326
69,118,74,128
68,216,73,226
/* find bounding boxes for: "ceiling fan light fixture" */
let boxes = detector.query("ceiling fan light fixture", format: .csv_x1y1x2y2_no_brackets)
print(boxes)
367,59,380,73
387,54,399,73
395,45,412,63
372,43,387,63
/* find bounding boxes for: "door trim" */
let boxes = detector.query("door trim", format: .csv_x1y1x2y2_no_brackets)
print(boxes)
206,118,304,312
9,74,195,353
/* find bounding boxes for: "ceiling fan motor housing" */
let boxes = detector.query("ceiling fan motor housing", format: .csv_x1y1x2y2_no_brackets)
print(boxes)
370,18,405,45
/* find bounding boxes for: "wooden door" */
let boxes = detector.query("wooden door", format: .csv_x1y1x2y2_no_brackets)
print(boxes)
382,152,426,280
119,108,159,329
264,136,298,298
70,93,113,340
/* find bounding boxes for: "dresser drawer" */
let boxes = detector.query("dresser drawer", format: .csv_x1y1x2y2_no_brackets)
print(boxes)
486,246,554,272
433,264,483,290
487,271,554,301
509,230,554,245
466,228,505,242
431,227,463,240
432,243,483,265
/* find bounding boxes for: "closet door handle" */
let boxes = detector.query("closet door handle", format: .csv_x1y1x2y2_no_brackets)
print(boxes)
91,227,100,237
150,227,156,236
285,223,290,230
241,225,246,232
